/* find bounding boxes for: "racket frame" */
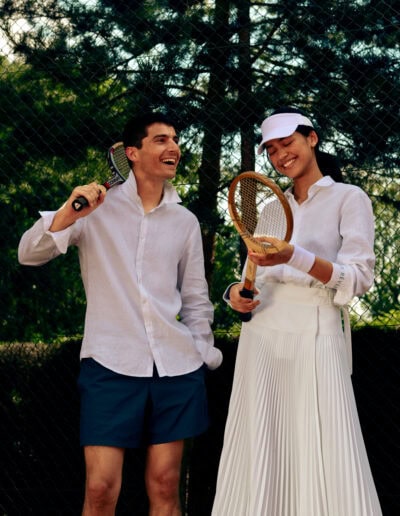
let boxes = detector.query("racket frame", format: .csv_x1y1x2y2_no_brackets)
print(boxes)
72,141,129,211
228,171,293,256
228,171,293,321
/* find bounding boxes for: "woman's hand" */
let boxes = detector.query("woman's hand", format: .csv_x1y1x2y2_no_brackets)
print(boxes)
248,236,333,284
228,283,260,314
248,236,294,266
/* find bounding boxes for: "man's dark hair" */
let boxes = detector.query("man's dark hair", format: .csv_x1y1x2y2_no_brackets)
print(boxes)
122,112,176,148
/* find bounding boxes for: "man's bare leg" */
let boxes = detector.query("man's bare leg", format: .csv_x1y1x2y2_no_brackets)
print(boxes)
82,445,125,516
145,440,184,516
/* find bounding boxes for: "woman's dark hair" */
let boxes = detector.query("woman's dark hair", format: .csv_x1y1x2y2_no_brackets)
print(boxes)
271,106,343,183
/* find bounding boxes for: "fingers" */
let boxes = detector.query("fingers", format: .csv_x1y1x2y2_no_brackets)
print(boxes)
71,182,106,211
229,284,260,313
248,241,294,266
254,235,279,247
248,252,276,266
98,184,107,196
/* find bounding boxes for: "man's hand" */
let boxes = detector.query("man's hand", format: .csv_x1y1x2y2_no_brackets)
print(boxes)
49,182,107,232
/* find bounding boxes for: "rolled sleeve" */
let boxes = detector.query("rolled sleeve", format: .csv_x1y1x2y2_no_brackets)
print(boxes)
326,189,375,306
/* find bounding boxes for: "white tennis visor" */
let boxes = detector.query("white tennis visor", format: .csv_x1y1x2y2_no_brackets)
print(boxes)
257,113,314,154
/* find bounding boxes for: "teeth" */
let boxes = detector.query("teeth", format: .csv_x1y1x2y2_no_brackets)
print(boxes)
162,159,176,165
283,158,295,168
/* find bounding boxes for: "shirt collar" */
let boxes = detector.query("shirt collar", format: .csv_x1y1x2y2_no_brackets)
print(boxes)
123,170,182,206
286,175,335,199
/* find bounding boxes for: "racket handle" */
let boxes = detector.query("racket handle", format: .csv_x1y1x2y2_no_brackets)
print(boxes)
239,287,254,322
72,195,88,212
72,186,106,212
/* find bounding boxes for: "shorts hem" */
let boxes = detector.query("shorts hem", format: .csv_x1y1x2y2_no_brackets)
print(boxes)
80,440,141,449
81,424,209,449
150,424,209,445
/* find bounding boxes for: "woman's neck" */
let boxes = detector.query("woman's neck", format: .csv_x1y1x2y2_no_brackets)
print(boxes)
293,168,323,204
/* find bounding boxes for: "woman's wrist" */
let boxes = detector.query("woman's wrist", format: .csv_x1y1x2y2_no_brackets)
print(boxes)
287,245,316,273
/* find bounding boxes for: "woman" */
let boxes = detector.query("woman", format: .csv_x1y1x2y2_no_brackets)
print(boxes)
212,107,382,515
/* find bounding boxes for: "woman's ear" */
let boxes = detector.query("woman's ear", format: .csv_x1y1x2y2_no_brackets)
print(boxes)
308,130,319,148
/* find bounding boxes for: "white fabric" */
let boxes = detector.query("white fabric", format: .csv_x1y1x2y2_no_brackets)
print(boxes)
287,244,315,272
252,176,375,307
214,177,380,515
224,176,374,376
257,113,314,154
18,172,222,377
212,283,382,516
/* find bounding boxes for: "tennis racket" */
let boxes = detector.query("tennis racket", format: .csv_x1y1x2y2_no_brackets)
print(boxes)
72,142,130,211
228,171,293,322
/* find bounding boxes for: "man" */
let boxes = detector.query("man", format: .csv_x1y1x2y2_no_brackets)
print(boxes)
18,112,222,515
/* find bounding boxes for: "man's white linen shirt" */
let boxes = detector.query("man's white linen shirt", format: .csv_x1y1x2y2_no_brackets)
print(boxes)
250,176,376,306
18,172,222,377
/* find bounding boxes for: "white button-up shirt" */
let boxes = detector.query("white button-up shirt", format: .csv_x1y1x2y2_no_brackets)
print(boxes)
18,172,222,377
253,176,376,305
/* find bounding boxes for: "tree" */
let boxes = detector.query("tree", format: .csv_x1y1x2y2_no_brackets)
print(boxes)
0,0,399,340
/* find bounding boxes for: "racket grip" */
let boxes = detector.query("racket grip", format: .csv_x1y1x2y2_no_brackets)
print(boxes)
72,196,89,211
239,287,254,322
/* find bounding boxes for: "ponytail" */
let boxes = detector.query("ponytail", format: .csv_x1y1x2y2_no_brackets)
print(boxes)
316,150,343,183
296,125,344,183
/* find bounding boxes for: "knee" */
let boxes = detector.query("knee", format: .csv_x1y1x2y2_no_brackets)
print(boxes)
85,477,120,509
148,468,180,502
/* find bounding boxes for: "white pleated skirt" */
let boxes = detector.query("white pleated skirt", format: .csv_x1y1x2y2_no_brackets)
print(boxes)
212,283,382,516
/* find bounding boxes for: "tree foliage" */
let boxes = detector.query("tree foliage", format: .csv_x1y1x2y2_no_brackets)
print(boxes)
0,0,399,340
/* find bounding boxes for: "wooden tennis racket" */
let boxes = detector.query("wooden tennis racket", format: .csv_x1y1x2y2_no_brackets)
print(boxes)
228,171,293,322
72,142,130,211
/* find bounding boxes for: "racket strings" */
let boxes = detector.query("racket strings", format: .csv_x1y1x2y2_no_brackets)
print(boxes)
106,144,131,188
113,146,131,176
114,147,131,175
255,201,288,238
236,178,288,245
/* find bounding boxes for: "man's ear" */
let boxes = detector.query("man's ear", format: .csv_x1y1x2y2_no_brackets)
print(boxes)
125,146,138,162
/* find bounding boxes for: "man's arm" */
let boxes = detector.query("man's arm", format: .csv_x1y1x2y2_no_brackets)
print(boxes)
18,182,106,265
49,182,107,231
178,221,222,370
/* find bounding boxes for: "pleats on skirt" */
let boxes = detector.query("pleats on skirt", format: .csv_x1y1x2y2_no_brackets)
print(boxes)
212,283,382,516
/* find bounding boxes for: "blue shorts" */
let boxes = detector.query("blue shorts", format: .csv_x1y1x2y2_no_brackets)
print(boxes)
77,358,209,448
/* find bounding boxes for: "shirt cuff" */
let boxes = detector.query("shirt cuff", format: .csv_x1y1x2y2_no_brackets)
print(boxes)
223,283,239,305
325,263,346,290
39,211,73,254
204,346,223,370
325,263,353,306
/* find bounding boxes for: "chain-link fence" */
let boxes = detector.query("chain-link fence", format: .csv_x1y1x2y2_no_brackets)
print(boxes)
1,0,399,514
